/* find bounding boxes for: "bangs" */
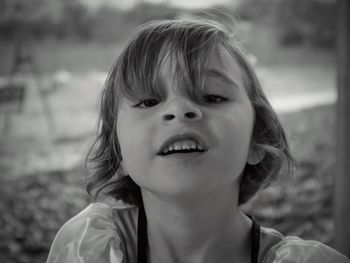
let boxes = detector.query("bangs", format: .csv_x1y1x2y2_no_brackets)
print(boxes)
88,11,296,206
116,20,229,103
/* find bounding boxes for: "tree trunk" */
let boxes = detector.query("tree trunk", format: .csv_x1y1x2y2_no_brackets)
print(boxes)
335,0,350,257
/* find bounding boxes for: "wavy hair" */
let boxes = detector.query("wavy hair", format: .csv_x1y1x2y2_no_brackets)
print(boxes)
85,9,296,206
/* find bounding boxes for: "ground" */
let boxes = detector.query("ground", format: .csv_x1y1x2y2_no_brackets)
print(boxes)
0,22,339,262
0,86,337,262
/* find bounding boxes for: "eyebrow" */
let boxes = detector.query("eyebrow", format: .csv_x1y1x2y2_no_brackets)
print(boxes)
204,69,240,89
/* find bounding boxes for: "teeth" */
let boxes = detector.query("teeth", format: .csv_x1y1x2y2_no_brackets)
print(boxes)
162,139,206,154
174,143,182,151
183,145,190,150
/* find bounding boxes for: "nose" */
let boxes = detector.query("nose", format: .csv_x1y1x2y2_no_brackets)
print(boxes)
162,98,203,122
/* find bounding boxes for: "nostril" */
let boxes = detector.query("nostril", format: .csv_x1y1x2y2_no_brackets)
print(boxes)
185,112,197,119
162,111,200,122
163,114,175,121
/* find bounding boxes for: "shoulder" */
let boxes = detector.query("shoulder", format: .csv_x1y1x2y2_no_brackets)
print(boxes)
46,202,138,263
259,226,350,263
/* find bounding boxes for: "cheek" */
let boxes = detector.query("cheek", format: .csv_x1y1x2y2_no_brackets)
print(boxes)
211,108,254,174
118,129,150,184
116,111,155,181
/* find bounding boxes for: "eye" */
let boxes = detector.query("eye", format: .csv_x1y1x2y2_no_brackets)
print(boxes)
203,94,228,103
133,98,160,108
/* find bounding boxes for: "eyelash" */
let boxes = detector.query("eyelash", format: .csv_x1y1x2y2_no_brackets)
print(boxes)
133,98,160,108
133,94,228,108
203,94,228,103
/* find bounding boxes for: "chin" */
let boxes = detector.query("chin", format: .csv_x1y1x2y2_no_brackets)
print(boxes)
145,172,224,197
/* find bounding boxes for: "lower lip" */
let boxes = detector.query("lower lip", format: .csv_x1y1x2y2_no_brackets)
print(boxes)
158,151,207,161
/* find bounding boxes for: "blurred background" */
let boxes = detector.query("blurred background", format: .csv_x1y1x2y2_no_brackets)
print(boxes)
0,0,339,262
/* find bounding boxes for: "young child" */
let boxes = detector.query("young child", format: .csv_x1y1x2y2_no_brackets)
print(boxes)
46,11,349,263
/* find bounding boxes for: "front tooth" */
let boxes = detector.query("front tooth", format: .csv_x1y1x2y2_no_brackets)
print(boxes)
174,143,182,151
182,145,190,150
190,144,196,149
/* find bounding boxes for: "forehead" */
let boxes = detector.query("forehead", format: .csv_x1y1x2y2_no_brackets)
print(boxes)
159,45,245,89
117,36,249,103
206,46,245,87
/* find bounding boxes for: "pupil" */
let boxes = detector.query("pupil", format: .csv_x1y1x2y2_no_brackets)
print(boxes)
145,100,156,107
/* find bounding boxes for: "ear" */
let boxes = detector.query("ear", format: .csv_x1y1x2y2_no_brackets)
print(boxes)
247,144,265,165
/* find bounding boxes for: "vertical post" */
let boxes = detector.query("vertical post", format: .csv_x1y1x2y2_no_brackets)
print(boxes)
335,0,350,257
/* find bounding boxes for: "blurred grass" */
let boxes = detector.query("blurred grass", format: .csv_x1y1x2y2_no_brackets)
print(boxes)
0,104,337,263
0,21,338,263
245,105,336,244
0,168,89,263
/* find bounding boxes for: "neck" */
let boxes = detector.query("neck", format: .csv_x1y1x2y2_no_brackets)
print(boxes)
141,183,252,263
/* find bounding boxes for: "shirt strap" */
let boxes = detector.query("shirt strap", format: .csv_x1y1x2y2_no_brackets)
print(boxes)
137,206,261,263
137,203,148,263
251,217,261,263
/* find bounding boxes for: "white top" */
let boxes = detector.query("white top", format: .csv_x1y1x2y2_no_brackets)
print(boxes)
46,203,350,263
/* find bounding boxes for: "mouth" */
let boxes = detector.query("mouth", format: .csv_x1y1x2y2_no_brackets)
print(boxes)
158,133,209,156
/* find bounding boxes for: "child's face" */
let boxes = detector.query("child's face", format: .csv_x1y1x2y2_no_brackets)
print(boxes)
116,46,255,198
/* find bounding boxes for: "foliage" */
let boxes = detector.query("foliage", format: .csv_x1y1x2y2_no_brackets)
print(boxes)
1,0,63,39
245,106,336,244
0,0,179,42
277,0,337,48
90,2,178,43
89,6,130,43
235,0,337,48
234,0,276,21
54,0,94,40
0,104,338,262
0,0,337,47
0,168,89,263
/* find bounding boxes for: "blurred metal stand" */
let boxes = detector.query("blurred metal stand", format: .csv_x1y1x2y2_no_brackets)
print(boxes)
335,0,350,258
0,35,55,135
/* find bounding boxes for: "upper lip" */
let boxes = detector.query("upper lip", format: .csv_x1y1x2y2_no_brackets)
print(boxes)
157,132,209,155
